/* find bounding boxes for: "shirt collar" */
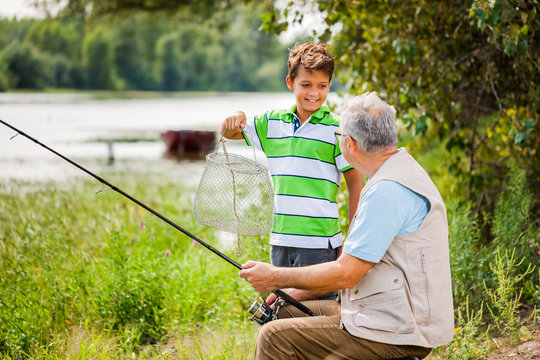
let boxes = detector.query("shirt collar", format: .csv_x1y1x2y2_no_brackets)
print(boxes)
288,104,330,123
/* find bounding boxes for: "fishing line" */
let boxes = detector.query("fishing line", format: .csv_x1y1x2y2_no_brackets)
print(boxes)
0,118,316,318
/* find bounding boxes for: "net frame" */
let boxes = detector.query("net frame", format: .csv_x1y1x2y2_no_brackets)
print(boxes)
193,138,274,237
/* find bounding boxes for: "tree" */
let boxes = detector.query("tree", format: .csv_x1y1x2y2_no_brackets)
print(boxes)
153,32,183,91
82,26,119,89
24,19,83,61
263,0,539,214
113,14,159,90
1,42,52,89
33,0,248,19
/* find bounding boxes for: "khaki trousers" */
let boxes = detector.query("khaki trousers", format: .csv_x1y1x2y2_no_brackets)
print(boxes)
254,300,431,360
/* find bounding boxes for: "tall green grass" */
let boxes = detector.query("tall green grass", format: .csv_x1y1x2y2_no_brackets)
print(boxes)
1,158,538,359
0,175,265,358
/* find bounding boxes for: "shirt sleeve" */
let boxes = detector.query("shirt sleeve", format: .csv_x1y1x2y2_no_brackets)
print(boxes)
334,137,352,172
343,180,430,263
242,112,268,153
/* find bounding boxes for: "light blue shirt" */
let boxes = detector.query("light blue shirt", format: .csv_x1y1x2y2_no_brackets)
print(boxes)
343,179,430,263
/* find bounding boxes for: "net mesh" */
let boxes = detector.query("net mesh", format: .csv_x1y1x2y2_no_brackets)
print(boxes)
193,146,274,237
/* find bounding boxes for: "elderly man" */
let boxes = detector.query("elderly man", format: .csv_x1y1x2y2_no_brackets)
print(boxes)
239,92,454,359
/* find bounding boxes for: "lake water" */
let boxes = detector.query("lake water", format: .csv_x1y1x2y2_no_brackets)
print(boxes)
1,92,342,184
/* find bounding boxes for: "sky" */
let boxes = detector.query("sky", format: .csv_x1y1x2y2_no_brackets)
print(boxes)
0,0,43,18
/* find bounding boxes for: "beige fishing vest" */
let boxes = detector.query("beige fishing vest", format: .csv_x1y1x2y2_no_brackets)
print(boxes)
340,149,454,348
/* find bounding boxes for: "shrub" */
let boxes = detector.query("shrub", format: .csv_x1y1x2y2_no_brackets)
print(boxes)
95,228,169,345
490,164,539,301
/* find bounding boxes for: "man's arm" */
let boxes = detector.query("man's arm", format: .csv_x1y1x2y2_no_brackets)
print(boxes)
219,110,246,140
344,169,363,225
239,253,374,293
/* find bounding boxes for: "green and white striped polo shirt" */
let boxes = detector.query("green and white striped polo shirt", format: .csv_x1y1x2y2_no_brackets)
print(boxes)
243,104,352,249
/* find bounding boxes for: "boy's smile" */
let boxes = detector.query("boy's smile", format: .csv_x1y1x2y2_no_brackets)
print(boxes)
286,67,331,124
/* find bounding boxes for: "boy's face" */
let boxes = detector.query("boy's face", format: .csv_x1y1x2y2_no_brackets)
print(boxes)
286,67,331,122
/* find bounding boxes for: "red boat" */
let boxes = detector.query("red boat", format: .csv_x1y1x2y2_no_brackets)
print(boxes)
161,130,217,154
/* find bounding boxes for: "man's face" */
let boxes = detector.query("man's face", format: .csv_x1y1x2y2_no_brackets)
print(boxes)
337,126,353,162
286,67,331,121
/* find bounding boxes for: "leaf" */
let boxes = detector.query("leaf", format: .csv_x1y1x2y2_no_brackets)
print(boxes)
414,114,428,135
519,326,532,341
524,118,535,129
514,132,526,147
402,113,413,128
517,40,528,51
520,25,529,35
504,44,516,55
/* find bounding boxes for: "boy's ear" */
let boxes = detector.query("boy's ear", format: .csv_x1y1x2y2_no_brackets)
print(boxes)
286,75,293,91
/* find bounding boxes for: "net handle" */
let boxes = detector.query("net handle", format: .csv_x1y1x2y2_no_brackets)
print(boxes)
217,128,246,256
218,127,257,162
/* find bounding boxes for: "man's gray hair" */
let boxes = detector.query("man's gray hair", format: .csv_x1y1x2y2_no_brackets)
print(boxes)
339,92,397,155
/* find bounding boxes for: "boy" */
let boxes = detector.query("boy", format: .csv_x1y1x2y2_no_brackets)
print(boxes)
220,43,363,298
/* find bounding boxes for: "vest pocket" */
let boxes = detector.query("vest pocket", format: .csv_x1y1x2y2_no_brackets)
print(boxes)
406,247,431,325
349,263,415,334
352,289,415,334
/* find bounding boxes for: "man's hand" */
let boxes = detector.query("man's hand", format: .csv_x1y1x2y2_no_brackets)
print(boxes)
265,288,321,309
239,260,278,292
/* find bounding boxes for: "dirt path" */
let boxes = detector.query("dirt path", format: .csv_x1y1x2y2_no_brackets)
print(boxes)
486,329,539,360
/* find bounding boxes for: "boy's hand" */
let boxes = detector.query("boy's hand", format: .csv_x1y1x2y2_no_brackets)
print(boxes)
220,111,246,140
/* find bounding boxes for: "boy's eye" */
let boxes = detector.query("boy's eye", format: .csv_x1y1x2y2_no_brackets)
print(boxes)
301,84,310,87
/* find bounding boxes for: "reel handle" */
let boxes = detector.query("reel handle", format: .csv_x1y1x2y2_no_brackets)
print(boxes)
274,289,317,316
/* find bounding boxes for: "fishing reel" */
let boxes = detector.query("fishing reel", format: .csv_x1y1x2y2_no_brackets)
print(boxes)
247,297,286,325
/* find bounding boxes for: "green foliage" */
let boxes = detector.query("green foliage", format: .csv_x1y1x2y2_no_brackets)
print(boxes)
432,300,491,359
49,53,76,88
266,0,539,215
96,228,169,344
491,164,537,268
0,2,288,92
447,200,490,309
449,164,538,304
0,176,262,358
0,18,39,49
485,249,535,340
82,26,121,89
153,31,184,91
1,41,52,89
51,0,246,19
24,19,83,61
0,60,9,91
112,14,159,90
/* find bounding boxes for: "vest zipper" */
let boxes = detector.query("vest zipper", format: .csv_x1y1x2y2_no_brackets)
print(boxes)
421,249,431,321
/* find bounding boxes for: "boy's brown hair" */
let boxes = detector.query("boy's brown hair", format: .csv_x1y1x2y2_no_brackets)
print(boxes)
287,43,334,82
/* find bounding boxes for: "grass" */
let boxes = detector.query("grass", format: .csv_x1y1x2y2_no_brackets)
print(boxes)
1,147,538,359
0,174,265,358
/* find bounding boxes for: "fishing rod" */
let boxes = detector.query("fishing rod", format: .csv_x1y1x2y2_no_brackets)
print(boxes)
0,118,316,321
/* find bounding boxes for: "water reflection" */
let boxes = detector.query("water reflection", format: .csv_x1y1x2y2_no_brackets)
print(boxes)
0,92,295,181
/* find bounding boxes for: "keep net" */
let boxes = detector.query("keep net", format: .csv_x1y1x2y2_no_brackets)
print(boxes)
193,142,274,237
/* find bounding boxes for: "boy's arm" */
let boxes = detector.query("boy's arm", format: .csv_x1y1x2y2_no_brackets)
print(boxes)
220,110,247,140
344,169,363,225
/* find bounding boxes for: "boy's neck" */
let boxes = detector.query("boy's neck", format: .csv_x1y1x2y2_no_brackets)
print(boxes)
295,108,317,124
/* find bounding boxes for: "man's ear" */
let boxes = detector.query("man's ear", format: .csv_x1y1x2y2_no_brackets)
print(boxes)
347,136,357,152
286,75,293,91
